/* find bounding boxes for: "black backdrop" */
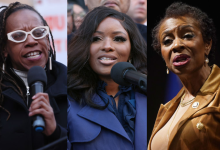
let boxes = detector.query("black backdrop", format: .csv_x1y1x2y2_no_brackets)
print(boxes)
147,0,220,143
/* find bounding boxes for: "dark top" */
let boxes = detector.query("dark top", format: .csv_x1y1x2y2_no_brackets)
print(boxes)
0,59,67,150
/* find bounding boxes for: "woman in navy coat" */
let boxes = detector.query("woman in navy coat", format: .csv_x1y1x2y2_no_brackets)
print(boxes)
67,7,147,150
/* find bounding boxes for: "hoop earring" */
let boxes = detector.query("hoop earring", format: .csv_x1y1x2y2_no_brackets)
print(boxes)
167,68,169,74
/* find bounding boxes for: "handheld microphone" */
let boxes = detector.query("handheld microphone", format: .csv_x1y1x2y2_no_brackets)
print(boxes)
28,66,47,132
111,62,147,91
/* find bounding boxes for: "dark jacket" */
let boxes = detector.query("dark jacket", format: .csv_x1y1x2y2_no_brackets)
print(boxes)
0,60,67,150
67,91,147,150
136,23,147,43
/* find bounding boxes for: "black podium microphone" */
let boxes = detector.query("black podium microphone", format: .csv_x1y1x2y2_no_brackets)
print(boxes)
111,62,147,91
28,66,47,132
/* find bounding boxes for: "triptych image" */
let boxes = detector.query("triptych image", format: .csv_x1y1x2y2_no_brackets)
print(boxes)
0,0,220,149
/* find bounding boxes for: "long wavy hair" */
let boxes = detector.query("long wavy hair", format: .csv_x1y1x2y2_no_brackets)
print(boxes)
68,6,147,108
0,2,56,120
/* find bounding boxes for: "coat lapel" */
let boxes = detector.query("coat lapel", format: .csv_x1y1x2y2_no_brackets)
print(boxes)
134,92,147,150
149,65,220,150
148,88,184,150
77,94,132,143
167,93,214,148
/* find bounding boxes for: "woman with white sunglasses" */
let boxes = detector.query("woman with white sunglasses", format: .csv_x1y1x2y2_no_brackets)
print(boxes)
0,2,67,150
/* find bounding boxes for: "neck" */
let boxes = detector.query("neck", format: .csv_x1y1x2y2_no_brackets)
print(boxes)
101,78,119,96
178,65,211,97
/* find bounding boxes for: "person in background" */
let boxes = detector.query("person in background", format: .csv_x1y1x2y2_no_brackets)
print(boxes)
0,2,67,149
73,3,86,30
68,0,147,43
148,2,220,150
67,3,76,35
67,6,147,150
126,0,147,26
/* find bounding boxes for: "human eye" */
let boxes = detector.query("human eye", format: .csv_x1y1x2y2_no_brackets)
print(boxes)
91,36,102,42
163,38,173,46
33,28,46,37
114,36,126,42
183,33,194,39
11,32,25,41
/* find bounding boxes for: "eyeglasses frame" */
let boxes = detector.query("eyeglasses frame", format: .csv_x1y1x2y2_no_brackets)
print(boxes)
7,26,49,43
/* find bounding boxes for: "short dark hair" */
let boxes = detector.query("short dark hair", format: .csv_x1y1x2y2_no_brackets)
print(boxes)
68,6,147,108
152,2,216,64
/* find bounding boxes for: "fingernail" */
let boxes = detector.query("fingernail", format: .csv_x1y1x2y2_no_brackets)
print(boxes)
32,95,36,99
29,112,32,116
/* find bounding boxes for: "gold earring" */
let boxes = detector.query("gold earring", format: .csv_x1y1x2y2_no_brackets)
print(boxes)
205,57,209,64
167,68,169,74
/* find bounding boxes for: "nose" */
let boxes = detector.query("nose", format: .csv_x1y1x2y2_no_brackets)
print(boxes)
25,34,38,47
139,0,146,4
172,38,184,52
102,38,114,52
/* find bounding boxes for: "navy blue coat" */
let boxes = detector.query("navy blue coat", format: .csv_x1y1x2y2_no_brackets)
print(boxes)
67,91,147,150
0,60,67,150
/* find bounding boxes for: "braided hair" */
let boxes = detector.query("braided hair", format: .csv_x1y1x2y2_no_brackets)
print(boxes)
0,2,56,120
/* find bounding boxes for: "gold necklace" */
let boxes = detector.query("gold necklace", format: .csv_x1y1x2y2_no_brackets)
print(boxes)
180,93,196,107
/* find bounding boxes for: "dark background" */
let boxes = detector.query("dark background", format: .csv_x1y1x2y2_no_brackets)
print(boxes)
147,0,220,142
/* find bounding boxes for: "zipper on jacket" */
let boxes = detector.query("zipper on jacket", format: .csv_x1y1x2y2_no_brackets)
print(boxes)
26,86,30,106
10,68,29,107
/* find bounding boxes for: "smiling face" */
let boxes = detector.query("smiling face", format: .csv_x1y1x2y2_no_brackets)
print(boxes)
89,17,131,80
159,16,212,75
84,0,130,13
5,9,49,71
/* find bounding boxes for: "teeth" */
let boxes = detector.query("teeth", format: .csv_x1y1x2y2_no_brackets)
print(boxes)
26,52,40,58
100,57,113,60
176,57,187,62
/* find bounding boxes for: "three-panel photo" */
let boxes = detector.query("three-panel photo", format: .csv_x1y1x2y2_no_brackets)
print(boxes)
0,0,220,150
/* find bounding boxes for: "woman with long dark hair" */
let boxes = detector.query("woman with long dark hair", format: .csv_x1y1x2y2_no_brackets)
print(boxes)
67,6,147,150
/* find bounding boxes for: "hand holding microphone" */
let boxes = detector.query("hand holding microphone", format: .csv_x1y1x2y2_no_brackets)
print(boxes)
28,66,56,136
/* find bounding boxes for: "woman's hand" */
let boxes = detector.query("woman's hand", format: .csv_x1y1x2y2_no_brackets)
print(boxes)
29,92,56,136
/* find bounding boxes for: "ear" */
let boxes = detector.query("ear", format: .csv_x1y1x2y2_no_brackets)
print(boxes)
205,39,212,56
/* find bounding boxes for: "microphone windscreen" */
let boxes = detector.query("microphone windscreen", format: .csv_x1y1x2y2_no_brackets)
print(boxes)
111,62,136,86
27,66,47,87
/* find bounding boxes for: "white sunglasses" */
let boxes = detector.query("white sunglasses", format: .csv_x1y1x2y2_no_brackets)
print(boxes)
7,26,49,43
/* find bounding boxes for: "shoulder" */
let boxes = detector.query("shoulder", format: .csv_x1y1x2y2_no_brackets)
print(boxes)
52,60,67,72
46,60,67,96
